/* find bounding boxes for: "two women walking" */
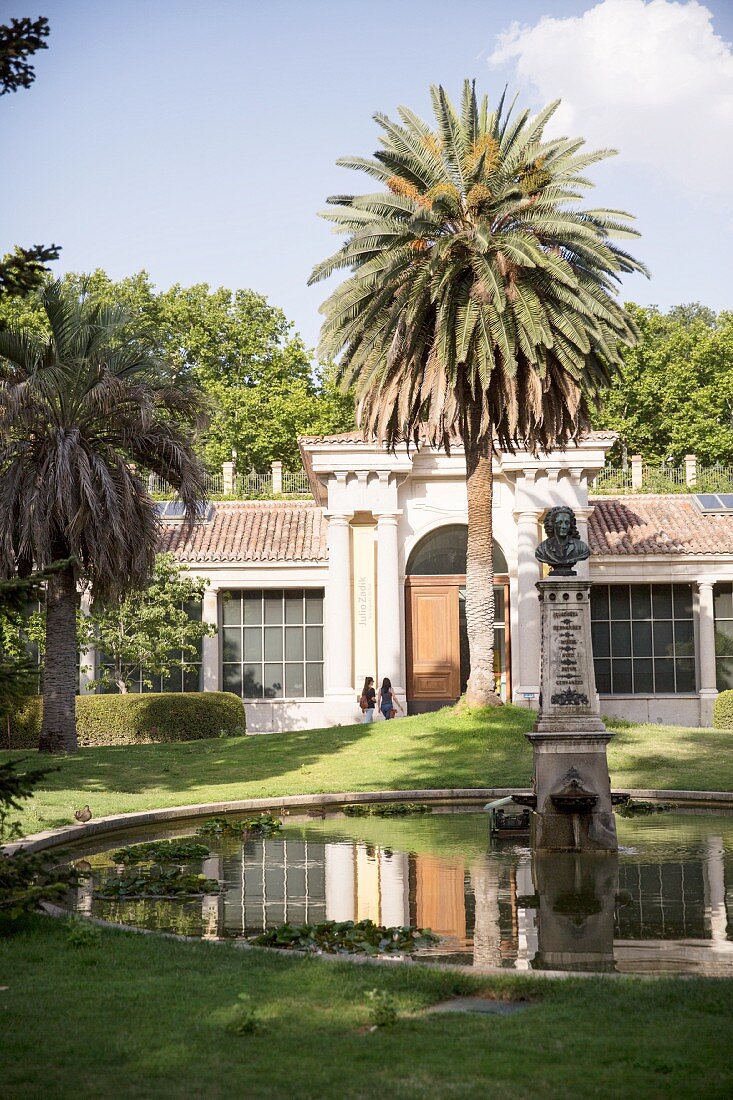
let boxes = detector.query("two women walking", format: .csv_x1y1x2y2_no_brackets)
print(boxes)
359,676,404,723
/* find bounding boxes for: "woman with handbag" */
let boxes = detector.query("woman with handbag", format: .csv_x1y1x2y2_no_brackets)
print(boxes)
377,677,403,720
359,676,376,723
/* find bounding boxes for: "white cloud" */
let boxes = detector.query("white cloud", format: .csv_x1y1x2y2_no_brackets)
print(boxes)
489,0,733,200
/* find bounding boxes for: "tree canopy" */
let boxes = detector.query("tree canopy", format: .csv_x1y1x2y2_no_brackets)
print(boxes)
595,303,733,465
0,270,354,470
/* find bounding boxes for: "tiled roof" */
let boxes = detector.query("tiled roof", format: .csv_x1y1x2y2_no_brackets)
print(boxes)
589,495,733,555
160,501,327,563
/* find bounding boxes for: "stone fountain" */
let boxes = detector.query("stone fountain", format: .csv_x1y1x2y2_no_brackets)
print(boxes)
523,505,618,852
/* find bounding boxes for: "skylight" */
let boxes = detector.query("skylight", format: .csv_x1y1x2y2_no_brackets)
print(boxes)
155,500,213,522
693,494,733,513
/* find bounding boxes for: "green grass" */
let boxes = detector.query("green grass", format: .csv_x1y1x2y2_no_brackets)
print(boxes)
2,704,732,837
0,916,731,1099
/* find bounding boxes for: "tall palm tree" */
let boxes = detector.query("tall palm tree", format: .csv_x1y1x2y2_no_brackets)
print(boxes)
310,81,646,708
0,280,208,751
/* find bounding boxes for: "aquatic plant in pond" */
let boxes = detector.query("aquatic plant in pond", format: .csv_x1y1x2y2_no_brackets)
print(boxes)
94,867,220,899
616,799,674,817
111,838,211,865
342,802,430,817
196,813,282,838
249,919,439,956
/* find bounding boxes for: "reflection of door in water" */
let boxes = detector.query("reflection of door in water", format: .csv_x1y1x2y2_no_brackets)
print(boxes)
458,586,507,700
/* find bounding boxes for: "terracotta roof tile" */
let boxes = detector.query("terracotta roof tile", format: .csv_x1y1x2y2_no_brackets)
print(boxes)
589,495,733,556
159,501,327,563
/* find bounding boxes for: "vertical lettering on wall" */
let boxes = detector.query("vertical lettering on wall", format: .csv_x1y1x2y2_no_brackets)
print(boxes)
351,521,377,689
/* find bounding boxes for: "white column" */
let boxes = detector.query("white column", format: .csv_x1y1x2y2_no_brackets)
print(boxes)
222,461,235,496
379,851,410,928
685,454,697,487
376,512,403,693
79,590,96,695
697,580,718,725
271,460,283,495
631,455,643,490
325,513,353,700
514,509,542,706
703,837,728,947
574,506,592,581
202,586,219,692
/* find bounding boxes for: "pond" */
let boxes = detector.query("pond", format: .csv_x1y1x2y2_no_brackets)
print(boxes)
68,808,733,976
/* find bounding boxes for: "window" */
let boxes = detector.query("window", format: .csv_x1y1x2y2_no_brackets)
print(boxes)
591,584,695,695
99,600,203,693
406,524,508,575
713,584,733,690
221,589,324,700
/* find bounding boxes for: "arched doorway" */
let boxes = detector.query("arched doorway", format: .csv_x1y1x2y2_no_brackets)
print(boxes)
405,524,510,713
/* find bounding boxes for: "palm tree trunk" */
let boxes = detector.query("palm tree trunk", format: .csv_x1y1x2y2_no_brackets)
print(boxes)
464,436,502,709
39,567,79,753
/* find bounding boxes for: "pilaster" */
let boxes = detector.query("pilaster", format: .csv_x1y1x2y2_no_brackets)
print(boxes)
376,511,403,693
697,579,718,725
201,586,220,692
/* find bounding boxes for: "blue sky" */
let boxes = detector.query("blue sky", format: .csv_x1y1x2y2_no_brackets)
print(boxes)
2,0,732,353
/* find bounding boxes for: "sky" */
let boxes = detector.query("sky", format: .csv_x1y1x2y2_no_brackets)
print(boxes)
2,0,732,354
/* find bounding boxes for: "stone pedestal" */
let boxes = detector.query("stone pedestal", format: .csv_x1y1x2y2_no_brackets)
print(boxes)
526,578,617,851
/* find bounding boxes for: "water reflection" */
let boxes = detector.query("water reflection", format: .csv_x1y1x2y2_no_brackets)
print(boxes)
76,812,733,976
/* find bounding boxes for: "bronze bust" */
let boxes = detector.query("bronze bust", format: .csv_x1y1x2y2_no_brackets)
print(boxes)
535,505,590,576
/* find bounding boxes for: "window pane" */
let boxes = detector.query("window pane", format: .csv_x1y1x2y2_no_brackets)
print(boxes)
264,592,283,623
222,593,241,625
654,659,675,692
631,586,652,619
306,663,324,697
594,659,611,694
716,625,733,657
675,658,696,693
184,599,202,623
674,618,695,655
183,666,201,692
716,656,733,691
610,587,630,620
633,658,653,694
590,585,609,620
285,664,305,697
653,620,674,657
264,627,283,661
305,626,323,661
223,664,243,695
611,659,632,693
494,585,505,618
652,584,673,620
592,621,610,658
222,628,242,662
610,620,631,657
305,591,323,624
285,627,303,661
243,592,262,625
714,584,733,620
632,620,652,658
244,628,262,661
242,664,263,698
285,592,304,623
264,663,283,698
674,585,693,619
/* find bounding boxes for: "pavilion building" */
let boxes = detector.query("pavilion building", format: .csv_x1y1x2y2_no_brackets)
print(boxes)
93,431,733,731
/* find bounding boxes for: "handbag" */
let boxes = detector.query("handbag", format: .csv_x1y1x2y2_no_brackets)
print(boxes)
389,707,396,718
359,694,368,712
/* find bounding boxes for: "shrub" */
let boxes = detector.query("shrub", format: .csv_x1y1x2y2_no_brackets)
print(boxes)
713,690,733,729
5,692,246,748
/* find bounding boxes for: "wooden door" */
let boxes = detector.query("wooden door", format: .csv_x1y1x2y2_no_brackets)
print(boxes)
407,585,460,701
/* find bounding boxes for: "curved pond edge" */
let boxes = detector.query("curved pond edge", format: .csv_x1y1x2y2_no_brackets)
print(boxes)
6,785,733,856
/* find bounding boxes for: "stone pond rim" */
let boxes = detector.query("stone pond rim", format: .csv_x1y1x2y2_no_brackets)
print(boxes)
5,787,733,857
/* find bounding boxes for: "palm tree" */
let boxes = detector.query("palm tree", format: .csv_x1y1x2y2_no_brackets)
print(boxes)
310,81,646,708
0,281,208,751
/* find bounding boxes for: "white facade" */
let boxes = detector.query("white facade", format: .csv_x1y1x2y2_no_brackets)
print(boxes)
139,433,733,731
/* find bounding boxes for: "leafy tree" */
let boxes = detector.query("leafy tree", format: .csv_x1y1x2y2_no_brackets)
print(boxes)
311,81,644,707
0,17,59,296
0,281,208,752
0,563,70,720
0,271,355,468
87,554,215,694
595,304,733,465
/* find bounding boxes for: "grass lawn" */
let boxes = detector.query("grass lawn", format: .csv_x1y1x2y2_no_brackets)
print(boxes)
1,915,732,1099
2,704,732,837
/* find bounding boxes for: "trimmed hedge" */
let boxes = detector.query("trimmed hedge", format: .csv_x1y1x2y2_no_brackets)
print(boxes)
4,692,246,749
713,690,733,729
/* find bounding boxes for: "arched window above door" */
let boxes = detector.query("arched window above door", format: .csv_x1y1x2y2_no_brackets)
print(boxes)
406,523,508,576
